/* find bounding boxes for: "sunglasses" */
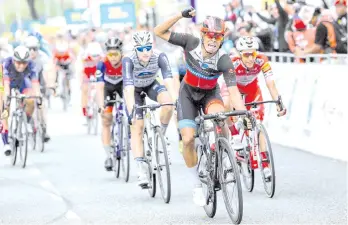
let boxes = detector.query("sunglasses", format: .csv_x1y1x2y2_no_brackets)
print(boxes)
240,51,257,58
203,32,224,41
29,47,38,51
14,61,29,66
136,45,152,52
107,51,121,57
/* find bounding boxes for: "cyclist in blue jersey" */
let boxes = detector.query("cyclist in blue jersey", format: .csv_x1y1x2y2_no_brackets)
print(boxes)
123,31,176,188
1,46,41,156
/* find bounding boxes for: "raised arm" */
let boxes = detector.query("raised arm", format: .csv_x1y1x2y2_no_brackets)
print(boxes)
154,8,195,42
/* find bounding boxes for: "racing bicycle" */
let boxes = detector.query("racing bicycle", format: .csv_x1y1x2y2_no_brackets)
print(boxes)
196,109,251,224
235,96,284,198
104,95,131,182
6,89,42,168
56,68,70,111
134,92,174,204
86,76,98,135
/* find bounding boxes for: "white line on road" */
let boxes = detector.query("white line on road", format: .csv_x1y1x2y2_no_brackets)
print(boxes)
65,210,81,221
40,180,60,195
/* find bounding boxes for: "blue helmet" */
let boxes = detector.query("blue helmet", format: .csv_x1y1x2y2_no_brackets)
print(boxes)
28,31,43,43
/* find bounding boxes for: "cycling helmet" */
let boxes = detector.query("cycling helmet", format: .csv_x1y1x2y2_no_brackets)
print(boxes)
132,31,153,47
236,36,259,51
86,42,103,56
105,37,123,50
24,36,40,48
201,16,226,34
55,41,69,53
28,31,43,42
13,45,30,62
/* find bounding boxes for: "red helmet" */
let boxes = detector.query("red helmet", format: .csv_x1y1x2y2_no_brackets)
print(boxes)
335,0,347,6
201,16,225,34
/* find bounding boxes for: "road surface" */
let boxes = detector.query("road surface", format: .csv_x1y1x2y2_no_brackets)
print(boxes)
0,81,347,225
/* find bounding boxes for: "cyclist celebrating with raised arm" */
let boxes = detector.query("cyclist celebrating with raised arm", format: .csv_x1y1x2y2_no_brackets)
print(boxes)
96,37,123,171
1,46,40,156
154,8,250,206
122,31,175,188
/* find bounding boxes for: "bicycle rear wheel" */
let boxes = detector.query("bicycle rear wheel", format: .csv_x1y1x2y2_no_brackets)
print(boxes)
258,124,276,198
198,144,217,218
154,127,171,203
144,128,156,197
62,77,68,111
219,138,243,224
121,116,130,182
19,115,29,168
240,139,255,192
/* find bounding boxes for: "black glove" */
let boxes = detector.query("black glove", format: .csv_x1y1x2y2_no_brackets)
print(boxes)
181,7,195,18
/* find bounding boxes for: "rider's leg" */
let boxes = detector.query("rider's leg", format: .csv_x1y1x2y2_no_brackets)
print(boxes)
101,106,113,170
81,75,89,116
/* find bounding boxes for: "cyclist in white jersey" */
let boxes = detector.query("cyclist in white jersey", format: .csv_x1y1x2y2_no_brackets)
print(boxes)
123,31,176,188
24,36,51,142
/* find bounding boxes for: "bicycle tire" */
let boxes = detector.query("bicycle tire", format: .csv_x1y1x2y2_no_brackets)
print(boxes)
240,139,255,192
19,114,29,169
112,122,121,178
258,124,276,198
219,138,243,224
154,127,171,203
9,114,17,166
198,144,217,218
144,128,156,197
62,77,68,111
93,104,98,135
39,124,45,153
121,116,130,182
29,118,36,151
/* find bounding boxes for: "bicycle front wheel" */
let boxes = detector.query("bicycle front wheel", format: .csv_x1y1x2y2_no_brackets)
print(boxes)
219,138,243,224
258,124,276,198
154,127,171,204
112,122,121,178
121,116,130,182
19,115,29,168
9,114,18,166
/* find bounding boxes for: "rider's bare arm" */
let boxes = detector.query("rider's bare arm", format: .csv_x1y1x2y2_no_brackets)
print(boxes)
158,53,177,102
218,54,246,111
122,57,135,114
260,56,280,100
154,13,183,41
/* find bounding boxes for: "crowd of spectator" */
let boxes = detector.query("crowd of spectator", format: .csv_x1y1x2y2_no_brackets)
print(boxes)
222,0,347,60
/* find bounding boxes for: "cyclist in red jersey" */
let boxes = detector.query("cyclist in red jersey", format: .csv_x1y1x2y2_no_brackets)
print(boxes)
220,36,286,179
81,42,103,118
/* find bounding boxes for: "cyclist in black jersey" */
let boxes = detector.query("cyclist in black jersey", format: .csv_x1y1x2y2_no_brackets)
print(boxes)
154,8,251,206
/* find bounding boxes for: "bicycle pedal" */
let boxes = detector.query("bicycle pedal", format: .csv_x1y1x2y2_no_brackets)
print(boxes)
140,183,150,189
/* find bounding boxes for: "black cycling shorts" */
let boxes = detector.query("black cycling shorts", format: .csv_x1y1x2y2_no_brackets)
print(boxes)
104,82,123,108
134,80,167,120
177,82,223,130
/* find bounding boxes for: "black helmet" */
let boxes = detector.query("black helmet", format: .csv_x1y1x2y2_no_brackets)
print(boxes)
105,37,123,50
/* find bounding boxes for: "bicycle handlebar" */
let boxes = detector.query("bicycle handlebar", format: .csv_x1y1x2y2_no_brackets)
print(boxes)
136,103,175,111
195,110,249,124
245,96,284,111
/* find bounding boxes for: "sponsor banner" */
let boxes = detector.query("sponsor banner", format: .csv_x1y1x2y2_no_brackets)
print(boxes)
64,8,88,25
259,63,347,161
100,2,136,28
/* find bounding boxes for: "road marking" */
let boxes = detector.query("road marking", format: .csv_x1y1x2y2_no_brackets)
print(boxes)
40,180,60,195
65,210,81,221
49,193,64,202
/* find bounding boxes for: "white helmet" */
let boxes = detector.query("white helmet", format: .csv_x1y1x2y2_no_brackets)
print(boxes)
13,45,30,62
86,42,103,56
236,36,259,51
132,31,153,48
55,41,69,53
24,36,39,48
